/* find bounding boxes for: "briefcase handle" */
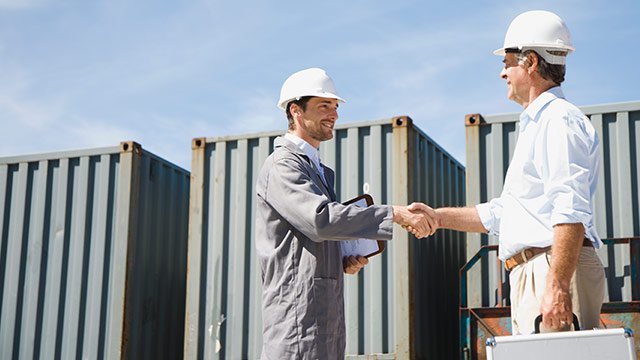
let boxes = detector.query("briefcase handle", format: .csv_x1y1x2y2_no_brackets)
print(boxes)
534,314,580,333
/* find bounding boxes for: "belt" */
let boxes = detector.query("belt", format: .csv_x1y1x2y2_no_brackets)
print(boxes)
504,238,592,271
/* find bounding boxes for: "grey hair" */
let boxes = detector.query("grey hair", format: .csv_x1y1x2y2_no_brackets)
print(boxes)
517,50,566,85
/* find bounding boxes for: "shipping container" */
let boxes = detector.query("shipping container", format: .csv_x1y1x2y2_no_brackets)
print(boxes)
184,116,466,359
462,101,640,358
0,142,190,360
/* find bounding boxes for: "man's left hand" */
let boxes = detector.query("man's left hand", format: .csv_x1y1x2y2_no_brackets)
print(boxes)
540,223,585,331
540,278,573,331
343,255,369,274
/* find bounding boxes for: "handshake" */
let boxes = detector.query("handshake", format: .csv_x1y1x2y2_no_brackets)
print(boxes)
392,203,439,239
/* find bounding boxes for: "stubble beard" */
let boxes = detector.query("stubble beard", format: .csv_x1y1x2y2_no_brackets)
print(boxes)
304,120,333,143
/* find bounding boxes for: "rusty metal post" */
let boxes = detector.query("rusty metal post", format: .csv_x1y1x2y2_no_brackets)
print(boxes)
112,141,142,358
630,238,640,301
464,114,484,309
392,116,415,360
184,138,207,359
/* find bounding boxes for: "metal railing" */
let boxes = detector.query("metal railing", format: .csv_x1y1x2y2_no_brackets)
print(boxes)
459,237,640,360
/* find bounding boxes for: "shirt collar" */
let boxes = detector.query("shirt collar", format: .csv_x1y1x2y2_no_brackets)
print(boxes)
284,133,321,167
519,86,565,130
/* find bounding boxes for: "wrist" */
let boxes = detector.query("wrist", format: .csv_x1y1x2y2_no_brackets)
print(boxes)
392,206,401,223
434,208,444,228
546,276,570,293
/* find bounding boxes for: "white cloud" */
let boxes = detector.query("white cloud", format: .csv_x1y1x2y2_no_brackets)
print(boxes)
0,96,134,159
63,117,135,149
226,90,284,136
0,95,59,130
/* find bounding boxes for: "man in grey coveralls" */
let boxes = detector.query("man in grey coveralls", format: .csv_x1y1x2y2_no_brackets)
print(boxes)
255,67,434,359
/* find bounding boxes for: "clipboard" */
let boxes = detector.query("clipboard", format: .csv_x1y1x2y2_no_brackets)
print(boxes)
340,194,386,258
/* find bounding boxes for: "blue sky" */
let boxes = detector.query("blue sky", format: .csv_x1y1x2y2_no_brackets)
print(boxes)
1,0,638,169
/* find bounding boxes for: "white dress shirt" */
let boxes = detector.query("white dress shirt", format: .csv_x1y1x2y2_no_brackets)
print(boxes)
476,86,602,260
284,133,326,182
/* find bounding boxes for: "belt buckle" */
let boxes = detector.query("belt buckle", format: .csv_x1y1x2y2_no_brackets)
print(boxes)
509,248,534,271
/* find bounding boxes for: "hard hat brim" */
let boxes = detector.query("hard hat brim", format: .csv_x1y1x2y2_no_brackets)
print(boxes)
277,93,346,110
493,44,575,57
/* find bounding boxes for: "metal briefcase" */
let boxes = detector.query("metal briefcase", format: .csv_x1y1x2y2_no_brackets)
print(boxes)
485,328,637,360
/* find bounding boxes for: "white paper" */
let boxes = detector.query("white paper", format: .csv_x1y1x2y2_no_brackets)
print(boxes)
340,198,380,257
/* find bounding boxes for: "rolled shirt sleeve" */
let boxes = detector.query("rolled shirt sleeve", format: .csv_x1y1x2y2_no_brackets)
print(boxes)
540,111,599,229
476,196,503,236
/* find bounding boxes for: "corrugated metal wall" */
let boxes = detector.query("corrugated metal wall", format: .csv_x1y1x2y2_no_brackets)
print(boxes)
0,142,190,360
465,101,640,307
185,117,466,360
409,123,467,359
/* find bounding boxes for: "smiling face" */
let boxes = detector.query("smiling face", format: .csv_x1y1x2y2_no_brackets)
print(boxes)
500,52,533,107
290,96,339,148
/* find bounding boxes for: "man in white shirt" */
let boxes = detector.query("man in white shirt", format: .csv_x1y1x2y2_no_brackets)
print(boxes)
409,10,605,334
256,68,435,359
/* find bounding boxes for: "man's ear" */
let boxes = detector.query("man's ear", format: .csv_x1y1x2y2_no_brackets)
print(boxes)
526,52,539,74
290,103,302,120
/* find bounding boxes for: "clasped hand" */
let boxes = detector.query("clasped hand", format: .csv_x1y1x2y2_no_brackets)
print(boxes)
393,202,438,238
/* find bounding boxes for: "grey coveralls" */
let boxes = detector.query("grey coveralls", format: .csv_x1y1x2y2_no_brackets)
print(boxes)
255,136,394,359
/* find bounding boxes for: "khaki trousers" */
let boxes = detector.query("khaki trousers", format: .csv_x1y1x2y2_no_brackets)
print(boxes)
509,246,606,335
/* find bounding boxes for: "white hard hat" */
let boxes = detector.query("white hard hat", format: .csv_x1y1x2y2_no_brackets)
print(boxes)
277,67,345,110
494,10,574,65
